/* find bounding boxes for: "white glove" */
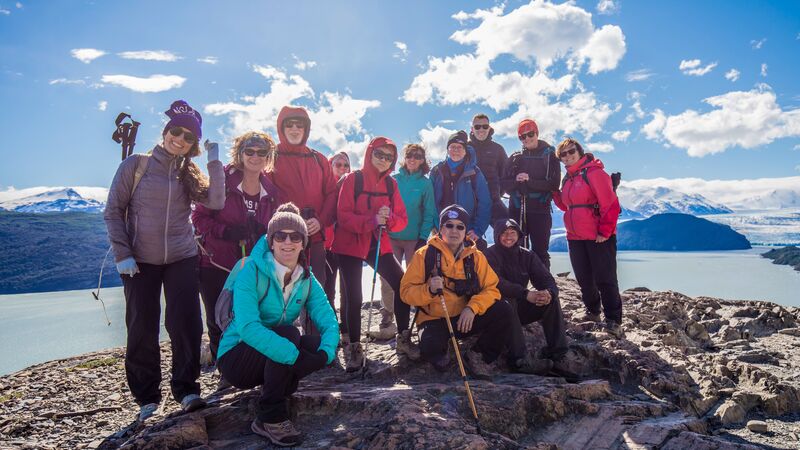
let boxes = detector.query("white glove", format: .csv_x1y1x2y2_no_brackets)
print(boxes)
204,140,219,162
116,257,140,276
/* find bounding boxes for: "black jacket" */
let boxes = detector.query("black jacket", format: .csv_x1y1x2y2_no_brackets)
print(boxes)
469,129,508,202
501,140,561,212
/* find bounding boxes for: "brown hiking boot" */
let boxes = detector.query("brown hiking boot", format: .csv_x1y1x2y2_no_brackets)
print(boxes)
395,329,421,361
579,311,603,323
366,312,397,340
345,342,364,373
251,419,302,447
463,348,494,380
605,319,624,339
511,356,554,375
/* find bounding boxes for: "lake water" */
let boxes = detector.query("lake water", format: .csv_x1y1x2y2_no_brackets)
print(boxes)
1,248,798,376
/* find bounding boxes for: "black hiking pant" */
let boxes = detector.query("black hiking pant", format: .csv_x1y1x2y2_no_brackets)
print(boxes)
337,248,409,344
323,250,345,327
199,265,228,362
509,206,552,270
218,325,321,423
506,296,568,363
122,255,202,406
568,235,623,323
418,300,512,364
300,241,328,335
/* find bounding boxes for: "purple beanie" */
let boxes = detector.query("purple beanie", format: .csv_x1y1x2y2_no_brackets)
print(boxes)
163,100,202,140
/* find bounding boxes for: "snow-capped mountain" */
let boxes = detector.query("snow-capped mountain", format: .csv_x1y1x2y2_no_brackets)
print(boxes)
616,185,733,217
0,187,108,213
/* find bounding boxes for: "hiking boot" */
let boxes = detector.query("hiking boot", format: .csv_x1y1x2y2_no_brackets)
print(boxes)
345,342,364,373
366,322,397,341
463,348,494,380
251,419,302,447
511,356,554,375
579,311,603,323
395,329,421,361
605,320,624,339
339,333,350,348
180,394,207,413
137,403,158,422
429,352,451,372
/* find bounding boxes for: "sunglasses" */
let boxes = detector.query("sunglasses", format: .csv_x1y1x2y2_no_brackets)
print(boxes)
444,222,466,231
284,119,306,129
473,124,490,130
334,162,350,168
559,148,578,159
405,152,425,160
242,148,270,157
373,151,395,162
518,131,537,141
168,127,197,144
273,231,304,243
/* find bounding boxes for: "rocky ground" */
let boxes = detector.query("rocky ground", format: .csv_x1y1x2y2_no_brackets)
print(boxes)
2,278,800,449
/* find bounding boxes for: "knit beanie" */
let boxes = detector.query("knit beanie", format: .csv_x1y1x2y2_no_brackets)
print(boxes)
163,100,202,140
517,119,538,136
267,203,309,247
446,130,469,150
439,204,471,229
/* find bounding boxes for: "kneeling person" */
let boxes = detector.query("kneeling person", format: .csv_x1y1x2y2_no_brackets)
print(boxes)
217,203,339,448
400,205,511,379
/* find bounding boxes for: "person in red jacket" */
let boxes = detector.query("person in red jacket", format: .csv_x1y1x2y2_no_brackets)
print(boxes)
551,138,623,337
269,106,339,334
331,137,419,372
324,152,351,332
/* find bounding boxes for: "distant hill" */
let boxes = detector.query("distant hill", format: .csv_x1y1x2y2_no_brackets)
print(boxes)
0,211,119,294
762,246,800,272
0,187,107,213
550,213,751,251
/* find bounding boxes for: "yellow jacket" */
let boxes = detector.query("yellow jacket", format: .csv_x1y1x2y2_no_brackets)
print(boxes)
400,237,500,325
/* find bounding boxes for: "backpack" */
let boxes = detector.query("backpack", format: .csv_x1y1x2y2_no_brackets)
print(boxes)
353,169,395,210
560,166,622,215
124,154,150,221
509,146,555,208
423,245,481,297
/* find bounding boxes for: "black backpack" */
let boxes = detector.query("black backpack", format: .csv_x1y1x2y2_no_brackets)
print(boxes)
352,169,395,210
423,244,480,297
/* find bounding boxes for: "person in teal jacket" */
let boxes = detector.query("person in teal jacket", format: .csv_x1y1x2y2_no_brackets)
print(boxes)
217,203,338,448
372,143,438,341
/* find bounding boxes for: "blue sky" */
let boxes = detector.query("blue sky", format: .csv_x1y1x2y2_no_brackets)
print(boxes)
1,0,799,189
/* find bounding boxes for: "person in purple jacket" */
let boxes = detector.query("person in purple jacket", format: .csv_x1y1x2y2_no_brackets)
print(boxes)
192,131,282,388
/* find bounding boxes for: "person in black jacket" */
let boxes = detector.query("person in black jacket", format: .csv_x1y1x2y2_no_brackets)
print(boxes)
501,119,560,269
485,219,568,374
468,113,508,224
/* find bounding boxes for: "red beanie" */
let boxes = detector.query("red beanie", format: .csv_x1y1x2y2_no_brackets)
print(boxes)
517,119,538,136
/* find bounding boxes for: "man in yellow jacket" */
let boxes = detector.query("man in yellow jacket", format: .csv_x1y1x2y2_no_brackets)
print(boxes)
400,205,512,378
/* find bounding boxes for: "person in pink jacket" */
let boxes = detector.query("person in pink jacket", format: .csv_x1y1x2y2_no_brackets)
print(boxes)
551,138,623,338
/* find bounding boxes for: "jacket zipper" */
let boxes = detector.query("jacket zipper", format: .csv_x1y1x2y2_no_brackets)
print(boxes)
164,158,174,264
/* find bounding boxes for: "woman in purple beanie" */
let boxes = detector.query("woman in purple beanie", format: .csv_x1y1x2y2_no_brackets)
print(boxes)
104,100,225,421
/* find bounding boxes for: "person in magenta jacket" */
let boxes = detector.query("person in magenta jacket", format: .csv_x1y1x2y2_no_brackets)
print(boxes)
552,138,623,337
331,136,419,371
192,131,282,371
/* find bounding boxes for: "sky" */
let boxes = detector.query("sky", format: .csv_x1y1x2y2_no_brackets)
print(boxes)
1,0,799,189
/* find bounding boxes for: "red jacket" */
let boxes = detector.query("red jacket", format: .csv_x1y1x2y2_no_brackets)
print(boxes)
553,154,620,241
193,165,282,269
331,137,408,259
268,106,338,243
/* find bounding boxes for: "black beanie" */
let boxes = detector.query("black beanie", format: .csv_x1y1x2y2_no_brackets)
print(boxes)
447,130,469,149
439,204,471,229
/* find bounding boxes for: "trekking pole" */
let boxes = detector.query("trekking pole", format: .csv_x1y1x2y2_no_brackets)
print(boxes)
239,240,247,269
362,225,385,379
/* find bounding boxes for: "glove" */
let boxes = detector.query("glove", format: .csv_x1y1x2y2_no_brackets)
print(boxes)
292,349,328,378
415,239,426,250
204,140,219,162
116,257,139,276
222,224,249,242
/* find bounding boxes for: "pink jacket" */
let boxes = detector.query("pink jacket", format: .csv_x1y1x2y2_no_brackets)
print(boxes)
552,154,620,240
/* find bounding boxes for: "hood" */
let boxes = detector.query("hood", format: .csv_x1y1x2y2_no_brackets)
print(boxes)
524,139,552,154
276,106,311,151
362,136,398,180
491,218,523,248
567,153,604,175
468,127,495,145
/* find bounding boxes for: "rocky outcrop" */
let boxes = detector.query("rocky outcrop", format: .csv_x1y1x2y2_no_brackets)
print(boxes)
2,278,799,449
763,246,800,273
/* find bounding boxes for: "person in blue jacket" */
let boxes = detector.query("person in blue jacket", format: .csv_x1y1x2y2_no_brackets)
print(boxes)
217,203,339,448
430,130,492,251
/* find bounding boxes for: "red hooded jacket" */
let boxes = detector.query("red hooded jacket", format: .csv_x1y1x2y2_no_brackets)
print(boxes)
552,154,620,240
268,106,338,242
331,137,408,259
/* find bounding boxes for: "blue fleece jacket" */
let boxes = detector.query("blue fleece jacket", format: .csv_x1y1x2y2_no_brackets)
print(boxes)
430,145,492,237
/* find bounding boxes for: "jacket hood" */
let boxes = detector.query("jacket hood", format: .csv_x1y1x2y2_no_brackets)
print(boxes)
567,153,605,175
524,139,552,153
491,218,523,247
362,136,398,180
276,106,311,150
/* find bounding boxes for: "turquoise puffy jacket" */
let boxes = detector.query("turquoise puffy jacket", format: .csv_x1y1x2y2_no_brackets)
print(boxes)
217,235,339,364
389,167,438,241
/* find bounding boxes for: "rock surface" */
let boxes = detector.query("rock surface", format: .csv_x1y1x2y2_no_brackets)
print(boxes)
2,278,800,449
763,245,800,273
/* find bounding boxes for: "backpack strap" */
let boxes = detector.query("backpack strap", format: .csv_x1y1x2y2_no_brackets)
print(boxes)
353,170,395,210
124,154,150,222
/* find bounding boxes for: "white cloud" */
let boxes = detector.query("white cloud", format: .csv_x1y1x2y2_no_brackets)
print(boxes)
393,41,409,62
100,74,186,93
679,59,717,76
611,130,631,141
0,8,10,15
71,48,106,64
292,55,317,71
49,78,85,85
418,125,456,161
596,0,619,15
197,56,218,65
625,69,654,82
641,84,800,157
750,38,766,49
794,144,800,151
578,25,627,74
624,91,646,124
98,101,108,111
16,2,22,7
725,69,740,82
118,50,181,62
585,141,614,152
761,63,768,77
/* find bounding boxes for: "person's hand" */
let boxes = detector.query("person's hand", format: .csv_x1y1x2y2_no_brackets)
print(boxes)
375,214,388,226
428,275,444,295
292,349,327,378
527,289,552,306
116,257,139,276
306,218,321,235
378,205,391,219
467,230,479,241
222,224,249,242
457,307,476,333
204,140,219,162
516,173,529,182
595,235,609,243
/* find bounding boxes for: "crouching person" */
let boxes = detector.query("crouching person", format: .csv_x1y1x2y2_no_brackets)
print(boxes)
485,219,568,375
217,203,339,447
400,204,511,379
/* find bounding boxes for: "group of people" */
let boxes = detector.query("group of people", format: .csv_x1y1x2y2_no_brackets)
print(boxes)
104,99,622,447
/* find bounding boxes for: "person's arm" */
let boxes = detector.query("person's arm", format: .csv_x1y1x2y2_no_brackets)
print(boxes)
192,202,227,239
399,247,438,307
587,169,621,238
524,151,561,192
485,250,528,301
464,252,501,315
552,187,567,212
500,155,519,194
336,173,378,234
104,156,139,263
196,142,225,209
496,144,509,197
472,170,492,237
318,152,339,228
419,178,437,240
386,178,409,233
305,274,340,364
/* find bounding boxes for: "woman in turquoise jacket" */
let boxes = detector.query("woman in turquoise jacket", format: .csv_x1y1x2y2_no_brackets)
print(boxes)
217,203,338,448
373,143,437,340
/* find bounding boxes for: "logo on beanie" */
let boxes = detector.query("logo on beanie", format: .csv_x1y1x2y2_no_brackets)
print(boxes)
447,210,459,219
172,104,193,115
